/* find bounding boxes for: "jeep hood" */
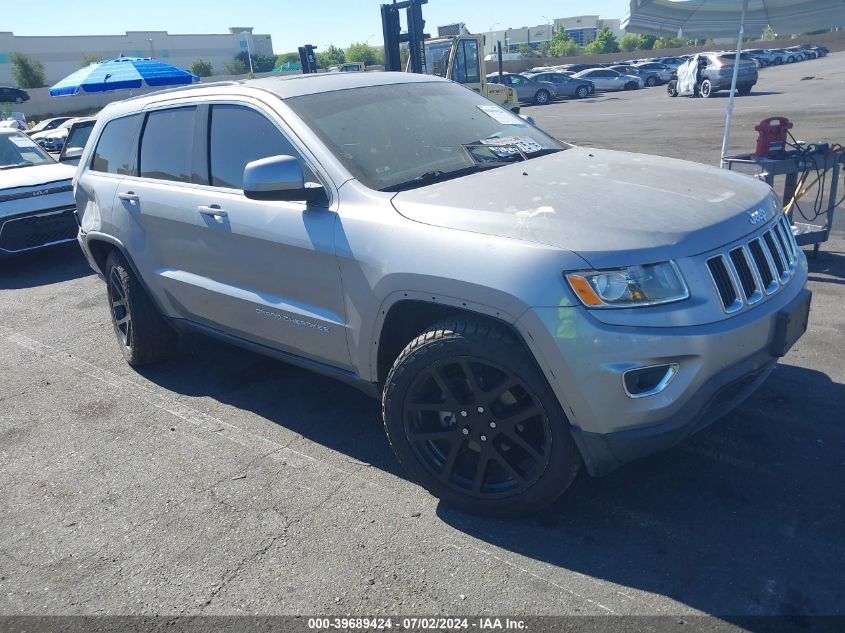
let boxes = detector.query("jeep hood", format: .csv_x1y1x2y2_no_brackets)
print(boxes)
390,148,775,268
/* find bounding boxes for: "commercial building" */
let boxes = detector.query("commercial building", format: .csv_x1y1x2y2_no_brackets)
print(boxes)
0,28,274,86
488,15,624,51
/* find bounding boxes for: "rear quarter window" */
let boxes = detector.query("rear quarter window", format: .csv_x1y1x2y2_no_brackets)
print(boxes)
90,114,141,175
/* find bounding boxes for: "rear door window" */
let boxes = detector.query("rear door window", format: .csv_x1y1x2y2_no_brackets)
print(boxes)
90,114,141,175
139,107,196,182
208,104,310,190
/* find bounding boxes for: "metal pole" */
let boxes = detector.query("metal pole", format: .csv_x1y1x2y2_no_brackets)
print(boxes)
243,32,255,75
720,0,749,168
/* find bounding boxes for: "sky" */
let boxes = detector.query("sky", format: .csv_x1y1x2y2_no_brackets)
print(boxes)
4,0,631,53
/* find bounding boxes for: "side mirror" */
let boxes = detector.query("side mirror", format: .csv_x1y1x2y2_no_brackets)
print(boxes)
60,147,83,163
243,155,325,204
519,114,536,127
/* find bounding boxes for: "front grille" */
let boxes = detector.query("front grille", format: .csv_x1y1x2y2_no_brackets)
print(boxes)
706,216,799,313
707,256,740,312
0,207,78,252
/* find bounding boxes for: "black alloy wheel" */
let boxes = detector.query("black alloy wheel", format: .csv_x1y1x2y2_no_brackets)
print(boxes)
402,357,553,500
109,267,132,349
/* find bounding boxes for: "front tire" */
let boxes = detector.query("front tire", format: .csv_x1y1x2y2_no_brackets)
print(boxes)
700,78,715,98
575,85,589,99
645,76,657,87
738,85,752,96
533,89,551,105
105,251,175,367
382,318,582,517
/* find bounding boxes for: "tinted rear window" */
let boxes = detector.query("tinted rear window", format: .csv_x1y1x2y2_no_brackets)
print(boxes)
140,107,195,182
90,115,140,175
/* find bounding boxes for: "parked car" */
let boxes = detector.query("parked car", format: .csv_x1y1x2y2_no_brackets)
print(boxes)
0,129,78,257
573,68,642,91
35,118,81,152
784,45,812,61
486,73,556,104
699,53,759,97
632,62,674,83
26,117,73,137
57,117,96,166
557,63,603,74
0,86,29,104
608,65,662,87
521,72,593,98
654,56,687,69
73,72,810,516
668,53,759,98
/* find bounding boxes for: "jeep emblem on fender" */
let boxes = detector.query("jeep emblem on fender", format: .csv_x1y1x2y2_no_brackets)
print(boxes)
748,208,767,225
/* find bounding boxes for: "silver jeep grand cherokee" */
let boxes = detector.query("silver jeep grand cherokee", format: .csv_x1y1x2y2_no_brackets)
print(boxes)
74,73,811,516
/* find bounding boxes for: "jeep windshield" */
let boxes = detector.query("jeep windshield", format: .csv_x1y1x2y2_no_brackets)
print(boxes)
0,132,55,170
286,81,566,192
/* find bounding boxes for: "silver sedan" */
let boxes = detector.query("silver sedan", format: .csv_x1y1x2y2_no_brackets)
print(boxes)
572,68,643,92
485,73,557,105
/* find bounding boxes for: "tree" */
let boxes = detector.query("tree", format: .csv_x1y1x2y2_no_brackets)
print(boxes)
276,52,300,66
637,34,658,50
761,26,776,41
234,51,275,73
548,29,579,58
517,43,536,58
10,53,46,89
346,42,383,66
620,34,641,52
190,59,213,77
223,59,247,75
585,26,620,54
80,52,103,67
316,44,345,68
537,42,550,58
654,36,683,49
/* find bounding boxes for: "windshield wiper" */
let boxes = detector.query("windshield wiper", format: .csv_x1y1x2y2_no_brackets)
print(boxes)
0,162,31,171
380,164,506,193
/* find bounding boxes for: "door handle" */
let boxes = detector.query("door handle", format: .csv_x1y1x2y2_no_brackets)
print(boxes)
198,205,228,220
117,191,139,205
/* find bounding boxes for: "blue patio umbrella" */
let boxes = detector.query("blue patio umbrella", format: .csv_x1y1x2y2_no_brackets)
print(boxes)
50,56,199,97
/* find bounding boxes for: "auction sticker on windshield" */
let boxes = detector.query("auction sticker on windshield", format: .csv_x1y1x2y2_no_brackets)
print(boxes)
480,135,545,157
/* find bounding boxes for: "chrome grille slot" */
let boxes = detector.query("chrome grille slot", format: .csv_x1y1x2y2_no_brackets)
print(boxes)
706,217,801,315
763,231,786,279
707,256,742,312
779,217,798,261
749,239,775,290
729,247,759,301
772,223,793,268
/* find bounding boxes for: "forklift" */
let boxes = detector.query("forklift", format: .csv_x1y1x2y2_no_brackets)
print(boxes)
381,0,519,112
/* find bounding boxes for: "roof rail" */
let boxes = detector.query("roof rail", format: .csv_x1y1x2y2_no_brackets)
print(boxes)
121,80,243,102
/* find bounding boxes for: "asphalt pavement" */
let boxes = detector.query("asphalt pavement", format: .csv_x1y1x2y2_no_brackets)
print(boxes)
1,54,843,627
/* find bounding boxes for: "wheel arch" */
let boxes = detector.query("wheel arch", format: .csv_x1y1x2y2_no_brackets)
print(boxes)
371,294,525,387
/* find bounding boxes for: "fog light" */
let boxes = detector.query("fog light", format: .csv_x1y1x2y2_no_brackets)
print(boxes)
623,363,679,399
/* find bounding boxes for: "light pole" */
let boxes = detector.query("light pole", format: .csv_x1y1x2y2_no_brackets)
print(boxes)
541,15,553,42
145,38,154,58
241,31,255,75
488,22,500,53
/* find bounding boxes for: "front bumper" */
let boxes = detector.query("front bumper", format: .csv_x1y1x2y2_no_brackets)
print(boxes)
518,276,810,476
0,206,79,256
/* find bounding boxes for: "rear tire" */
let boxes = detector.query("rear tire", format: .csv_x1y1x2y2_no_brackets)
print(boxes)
645,76,657,87
667,79,678,97
738,85,752,96
382,318,582,517
533,89,551,105
105,251,176,367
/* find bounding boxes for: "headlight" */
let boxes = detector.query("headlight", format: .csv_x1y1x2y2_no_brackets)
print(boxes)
565,261,689,308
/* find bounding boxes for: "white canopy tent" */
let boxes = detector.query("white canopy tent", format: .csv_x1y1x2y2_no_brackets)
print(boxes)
622,0,845,166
